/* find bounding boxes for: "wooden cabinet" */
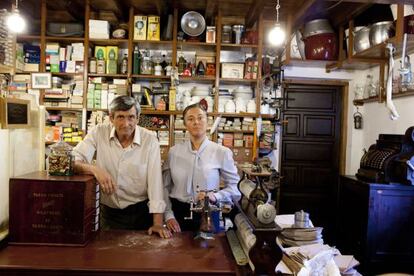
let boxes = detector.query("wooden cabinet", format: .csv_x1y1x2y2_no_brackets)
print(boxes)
337,175,414,275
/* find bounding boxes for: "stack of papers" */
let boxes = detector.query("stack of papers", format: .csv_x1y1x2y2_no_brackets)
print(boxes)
334,255,360,275
275,214,323,247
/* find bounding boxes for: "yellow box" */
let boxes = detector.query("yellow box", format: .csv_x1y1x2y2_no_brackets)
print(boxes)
147,16,160,41
94,46,107,60
106,46,118,61
134,15,147,40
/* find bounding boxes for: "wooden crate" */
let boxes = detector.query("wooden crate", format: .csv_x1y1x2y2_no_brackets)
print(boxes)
9,171,98,246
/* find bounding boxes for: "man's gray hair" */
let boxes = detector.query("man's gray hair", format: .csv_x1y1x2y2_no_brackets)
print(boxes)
109,95,141,116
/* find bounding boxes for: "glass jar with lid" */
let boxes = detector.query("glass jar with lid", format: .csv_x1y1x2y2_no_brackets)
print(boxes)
141,56,153,75
47,140,74,176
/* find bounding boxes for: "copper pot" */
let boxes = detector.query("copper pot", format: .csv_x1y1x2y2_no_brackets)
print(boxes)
304,33,338,60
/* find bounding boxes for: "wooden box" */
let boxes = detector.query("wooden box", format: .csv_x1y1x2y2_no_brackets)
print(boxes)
9,171,98,246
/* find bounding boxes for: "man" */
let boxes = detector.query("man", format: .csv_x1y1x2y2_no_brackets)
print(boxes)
73,95,171,238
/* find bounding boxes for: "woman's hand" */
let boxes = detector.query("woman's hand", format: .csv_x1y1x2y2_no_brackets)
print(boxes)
166,218,181,233
93,167,117,194
148,224,172,239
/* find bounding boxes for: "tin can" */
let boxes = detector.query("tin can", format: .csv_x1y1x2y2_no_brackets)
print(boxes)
222,25,232,43
206,26,216,43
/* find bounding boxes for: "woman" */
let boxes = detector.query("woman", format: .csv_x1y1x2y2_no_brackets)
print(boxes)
163,103,240,233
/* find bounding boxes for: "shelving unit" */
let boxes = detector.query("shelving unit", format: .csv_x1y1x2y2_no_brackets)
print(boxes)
10,0,280,163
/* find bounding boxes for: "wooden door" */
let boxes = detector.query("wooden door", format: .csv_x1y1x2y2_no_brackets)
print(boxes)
280,84,342,243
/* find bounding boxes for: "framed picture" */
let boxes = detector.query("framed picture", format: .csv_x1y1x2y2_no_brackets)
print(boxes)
31,72,52,89
0,97,31,129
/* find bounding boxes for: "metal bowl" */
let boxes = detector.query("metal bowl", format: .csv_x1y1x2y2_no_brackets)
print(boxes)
180,11,206,37
303,19,334,38
354,26,371,53
369,21,394,46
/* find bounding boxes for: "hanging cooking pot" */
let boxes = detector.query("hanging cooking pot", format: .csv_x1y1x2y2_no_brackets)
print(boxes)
180,11,206,37
304,33,338,60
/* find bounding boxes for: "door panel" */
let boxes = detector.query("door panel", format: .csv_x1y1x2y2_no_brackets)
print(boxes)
280,84,341,244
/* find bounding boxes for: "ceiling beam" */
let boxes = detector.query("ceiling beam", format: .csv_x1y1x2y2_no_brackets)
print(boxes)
291,0,318,30
64,0,86,22
245,0,265,28
91,0,128,22
329,3,373,27
325,0,410,3
155,0,168,16
205,0,217,23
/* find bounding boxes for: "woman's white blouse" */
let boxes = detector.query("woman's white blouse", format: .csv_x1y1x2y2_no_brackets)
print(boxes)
163,138,240,221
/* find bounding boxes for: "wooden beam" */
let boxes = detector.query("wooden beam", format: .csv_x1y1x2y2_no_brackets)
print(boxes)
91,0,128,22
245,0,265,28
291,0,317,30
155,0,168,16
205,0,217,23
329,3,372,28
64,0,85,22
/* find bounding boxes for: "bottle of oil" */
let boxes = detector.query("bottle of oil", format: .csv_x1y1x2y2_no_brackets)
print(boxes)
133,46,141,74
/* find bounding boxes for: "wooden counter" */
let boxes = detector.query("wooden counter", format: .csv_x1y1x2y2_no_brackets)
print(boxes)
0,230,238,275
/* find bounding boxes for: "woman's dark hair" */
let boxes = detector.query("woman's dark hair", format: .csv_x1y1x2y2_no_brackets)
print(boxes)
183,103,207,123
109,95,141,116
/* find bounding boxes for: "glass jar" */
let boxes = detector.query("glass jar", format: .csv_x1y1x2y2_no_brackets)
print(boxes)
221,25,232,43
48,140,74,176
140,56,153,75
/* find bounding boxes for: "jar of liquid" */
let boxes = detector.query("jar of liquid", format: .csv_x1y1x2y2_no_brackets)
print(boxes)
140,56,153,75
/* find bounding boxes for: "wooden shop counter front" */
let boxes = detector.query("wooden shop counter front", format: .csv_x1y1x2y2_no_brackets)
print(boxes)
0,230,237,275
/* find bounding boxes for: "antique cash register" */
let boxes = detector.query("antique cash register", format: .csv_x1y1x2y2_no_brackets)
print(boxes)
356,126,414,185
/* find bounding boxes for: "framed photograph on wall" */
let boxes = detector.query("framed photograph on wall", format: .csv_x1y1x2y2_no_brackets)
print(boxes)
31,72,52,89
0,97,31,129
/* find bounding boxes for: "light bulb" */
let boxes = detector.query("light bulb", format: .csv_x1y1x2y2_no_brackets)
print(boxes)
268,24,285,46
7,10,26,33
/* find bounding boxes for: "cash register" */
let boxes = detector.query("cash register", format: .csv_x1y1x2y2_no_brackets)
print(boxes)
356,126,414,185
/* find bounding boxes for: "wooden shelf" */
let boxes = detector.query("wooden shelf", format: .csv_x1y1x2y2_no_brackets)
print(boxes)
221,43,258,48
89,38,129,46
88,73,128,78
143,127,169,131
87,108,109,112
131,74,170,80
219,78,257,84
45,107,83,111
177,41,216,47
51,72,84,76
133,40,173,50
45,36,84,42
16,34,40,41
213,112,257,117
180,76,216,82
356,90,414,105
141,110,180,115
218,129,254,133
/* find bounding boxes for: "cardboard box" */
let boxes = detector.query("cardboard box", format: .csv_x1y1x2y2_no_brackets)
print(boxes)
9,171,98,246
134,15,147,40
221,63,244,79
147,16,160,41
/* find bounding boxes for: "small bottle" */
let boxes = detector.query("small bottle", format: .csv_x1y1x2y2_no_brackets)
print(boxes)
89,57,97,73
133,46,141,74
121,54,128,74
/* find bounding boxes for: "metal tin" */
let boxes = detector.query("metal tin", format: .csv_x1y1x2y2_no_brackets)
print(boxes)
232,24,245,44
222,25,232,43
206,26,216,43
